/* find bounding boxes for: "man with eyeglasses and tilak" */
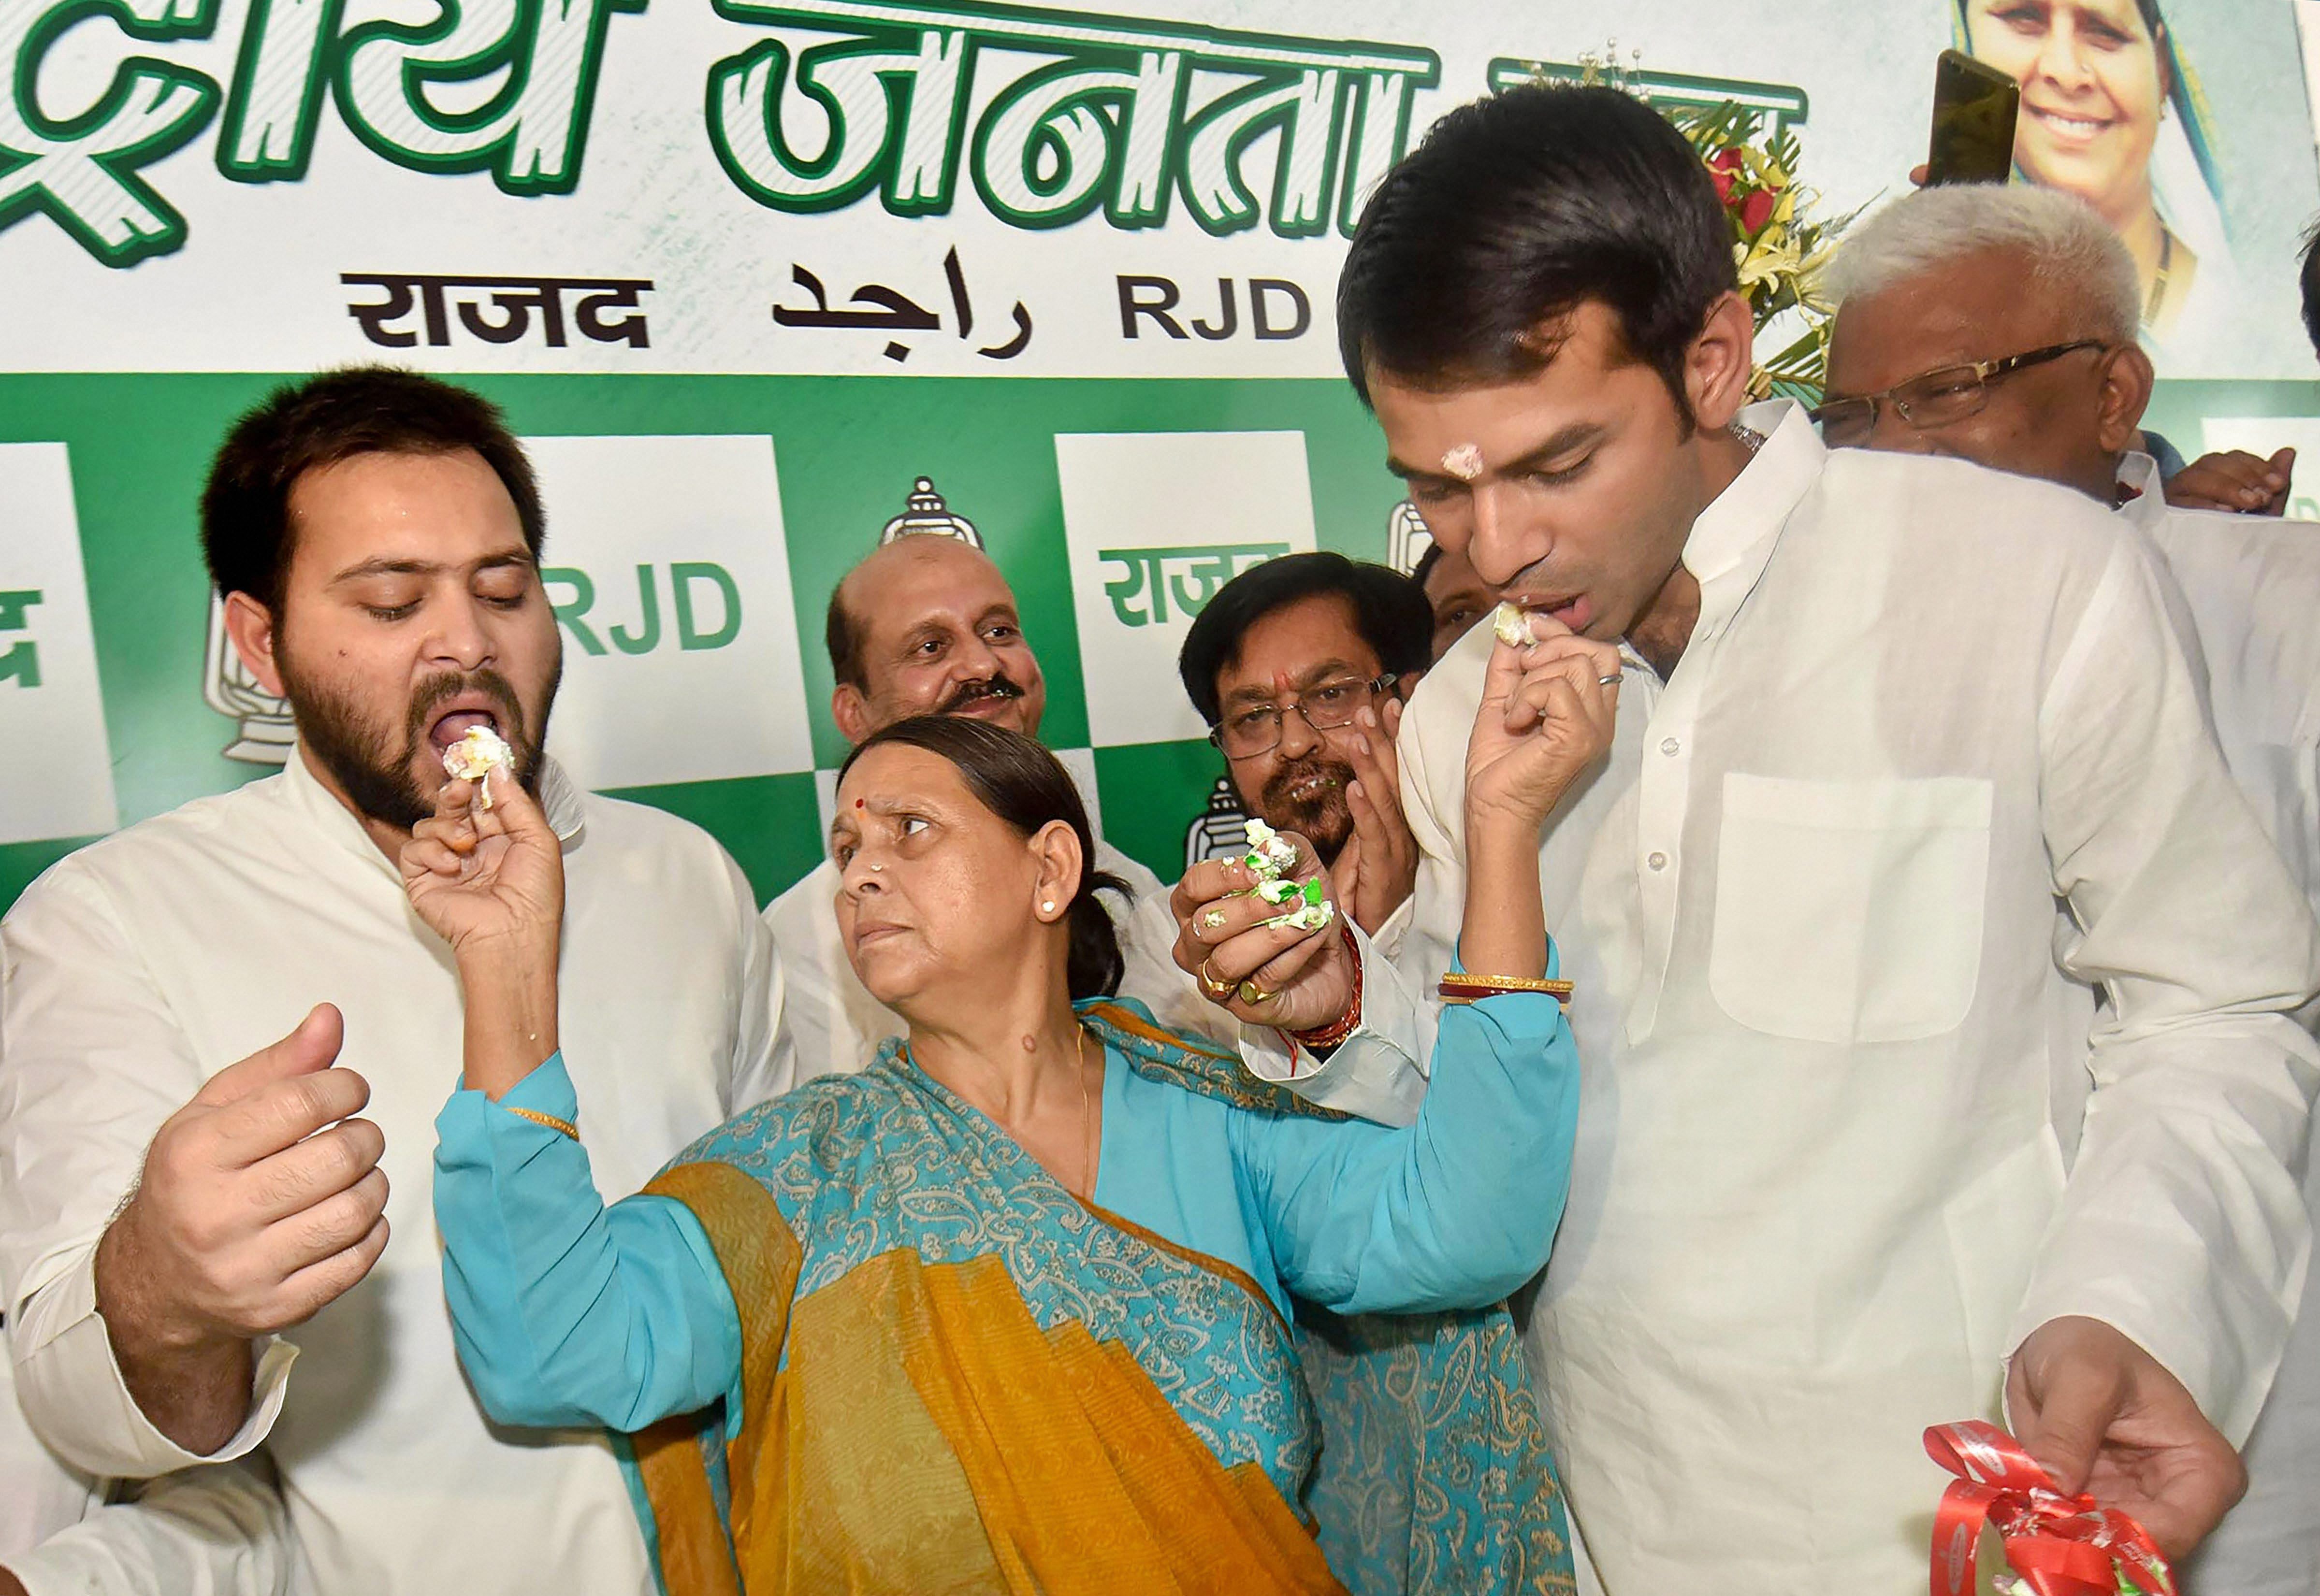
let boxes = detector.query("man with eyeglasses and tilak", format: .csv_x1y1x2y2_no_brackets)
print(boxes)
1821,179,2320,1596
1177,551,1433,941
1167,551,1439,1120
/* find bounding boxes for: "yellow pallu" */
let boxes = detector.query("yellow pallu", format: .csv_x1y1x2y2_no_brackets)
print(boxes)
622,1000,1573,1595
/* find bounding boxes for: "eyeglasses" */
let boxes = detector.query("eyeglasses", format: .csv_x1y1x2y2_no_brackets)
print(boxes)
1210,674,1398,761
1810,341,2108,448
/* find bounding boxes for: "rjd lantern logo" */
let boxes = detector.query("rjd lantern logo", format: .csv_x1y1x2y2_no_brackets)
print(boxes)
0,0,1436,266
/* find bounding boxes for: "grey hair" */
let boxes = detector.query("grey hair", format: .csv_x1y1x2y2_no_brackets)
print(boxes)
1826,184,2142,345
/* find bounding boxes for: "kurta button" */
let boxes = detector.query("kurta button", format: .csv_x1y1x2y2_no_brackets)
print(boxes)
1647,851,1668,871
1660,737,1680,756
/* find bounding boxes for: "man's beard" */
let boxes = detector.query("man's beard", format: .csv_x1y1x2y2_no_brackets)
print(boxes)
278,658,555,832
1256,754,1355,865
936,672,1027,716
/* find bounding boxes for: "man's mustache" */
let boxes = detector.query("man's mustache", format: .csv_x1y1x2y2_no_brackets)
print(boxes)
1262,756,1352,811
938,674,1026,714
406,669,527,750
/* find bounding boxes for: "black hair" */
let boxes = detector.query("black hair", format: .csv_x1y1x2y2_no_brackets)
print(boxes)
2302,216,2320,362
826,584,866,691
1336,84,1736,426
200,366,543,613
838,715,1127,1001
1175,551,1431,727
1411,542,1445,590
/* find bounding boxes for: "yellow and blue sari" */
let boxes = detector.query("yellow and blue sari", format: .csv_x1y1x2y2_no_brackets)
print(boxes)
433,993,1580,1594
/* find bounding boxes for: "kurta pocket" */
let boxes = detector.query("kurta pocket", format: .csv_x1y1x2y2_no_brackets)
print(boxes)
1709,774,1994,1044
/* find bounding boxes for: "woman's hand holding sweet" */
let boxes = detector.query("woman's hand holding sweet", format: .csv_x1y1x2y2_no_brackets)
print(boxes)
400,767,566,1093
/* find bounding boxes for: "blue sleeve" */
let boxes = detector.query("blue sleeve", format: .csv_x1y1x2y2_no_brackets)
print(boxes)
1231,952,1579,1315
432,1053,744,1432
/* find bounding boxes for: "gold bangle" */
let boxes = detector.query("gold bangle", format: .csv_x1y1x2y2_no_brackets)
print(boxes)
504,1105,580,1141
1438,971,1573,994
1437,972,1575,1004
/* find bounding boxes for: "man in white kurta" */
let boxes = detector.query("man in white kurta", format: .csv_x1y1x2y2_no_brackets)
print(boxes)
2,758,782,1595
0,369,785,1594
1819,180,2320,1596
1354,401,2320,1591
1210,83,2317,1593
0,1355,93,1560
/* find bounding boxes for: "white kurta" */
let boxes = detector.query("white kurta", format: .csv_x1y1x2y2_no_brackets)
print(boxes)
0,752,787,1594
1310,403,2320,1592
0,1344,94,1558
2118,453,2320,1596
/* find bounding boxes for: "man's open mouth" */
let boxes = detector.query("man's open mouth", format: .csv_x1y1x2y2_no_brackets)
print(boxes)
425,703,504,754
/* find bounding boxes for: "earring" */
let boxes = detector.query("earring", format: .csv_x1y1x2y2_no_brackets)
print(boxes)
1042,900,1057,913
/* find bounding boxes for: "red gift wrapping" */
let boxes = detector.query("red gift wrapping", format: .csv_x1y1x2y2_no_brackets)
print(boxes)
1923,1421,2176,1596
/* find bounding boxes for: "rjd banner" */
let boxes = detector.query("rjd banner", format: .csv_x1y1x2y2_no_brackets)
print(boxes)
6,0,2320,909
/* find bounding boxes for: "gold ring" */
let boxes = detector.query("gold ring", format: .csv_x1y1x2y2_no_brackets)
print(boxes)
1237,979,1276,1006
1197,958,1235,1000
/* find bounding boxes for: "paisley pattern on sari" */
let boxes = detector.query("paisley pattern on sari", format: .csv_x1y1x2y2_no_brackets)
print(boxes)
621,999,1574,1594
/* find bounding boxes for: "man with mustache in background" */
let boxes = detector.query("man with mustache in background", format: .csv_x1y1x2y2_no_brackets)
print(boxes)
0,367,783,1595
1175,551,1431,943
767,531,1224,1080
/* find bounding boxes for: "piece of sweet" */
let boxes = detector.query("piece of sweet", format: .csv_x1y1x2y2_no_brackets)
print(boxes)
1491,602,1535,649
1256,877,1301,905
1241,818,1299,880
440,725,514,809
1262,876,1333,931
1264,891,1335,934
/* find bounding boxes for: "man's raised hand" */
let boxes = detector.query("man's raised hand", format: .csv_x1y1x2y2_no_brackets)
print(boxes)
1465,611,1621,835
1171,832,1354,1035
1330,695,1418,935
94,1003,387,1453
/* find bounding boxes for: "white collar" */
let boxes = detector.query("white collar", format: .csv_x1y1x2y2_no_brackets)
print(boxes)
2113,450,2168,533
1680,398,1824,614
280,742,587,878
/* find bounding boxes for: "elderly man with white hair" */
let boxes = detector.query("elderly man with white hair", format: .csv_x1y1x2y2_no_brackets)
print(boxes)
1823,180,2320,1596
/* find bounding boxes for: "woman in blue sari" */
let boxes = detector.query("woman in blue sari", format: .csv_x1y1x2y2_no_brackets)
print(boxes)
402,646,1614,1594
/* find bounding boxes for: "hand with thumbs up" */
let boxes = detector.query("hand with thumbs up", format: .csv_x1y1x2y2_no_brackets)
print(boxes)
92,1003,388,1456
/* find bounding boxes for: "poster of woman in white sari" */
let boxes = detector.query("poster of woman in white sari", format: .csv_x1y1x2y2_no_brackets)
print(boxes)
1957,0,2233,356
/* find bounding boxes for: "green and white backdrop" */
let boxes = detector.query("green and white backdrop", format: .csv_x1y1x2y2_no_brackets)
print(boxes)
6,0,2320,912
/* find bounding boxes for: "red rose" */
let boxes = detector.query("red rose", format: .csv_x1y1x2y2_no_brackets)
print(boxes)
1740,188,1776,233
1709,148,1746,173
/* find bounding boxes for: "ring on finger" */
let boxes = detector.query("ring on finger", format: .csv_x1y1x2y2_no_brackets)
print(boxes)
1596,673,1621,687
1198,957,1235,1000
1237,979,1276,1006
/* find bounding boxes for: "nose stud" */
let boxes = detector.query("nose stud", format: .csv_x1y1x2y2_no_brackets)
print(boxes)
869,862,884,872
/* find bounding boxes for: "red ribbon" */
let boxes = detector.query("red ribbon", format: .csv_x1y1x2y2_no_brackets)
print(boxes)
1924,1422,2175,1596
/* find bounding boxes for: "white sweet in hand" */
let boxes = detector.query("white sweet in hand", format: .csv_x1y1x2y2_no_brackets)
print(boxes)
1491,602,1535,649
1241,818,1298,880
440,726,515,809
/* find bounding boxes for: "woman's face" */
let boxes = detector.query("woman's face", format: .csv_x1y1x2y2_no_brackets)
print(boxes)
829,743,1071,1013
1966,0,2166,220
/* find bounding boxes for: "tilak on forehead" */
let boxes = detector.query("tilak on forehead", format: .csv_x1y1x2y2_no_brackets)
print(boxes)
1441,443,1486,481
